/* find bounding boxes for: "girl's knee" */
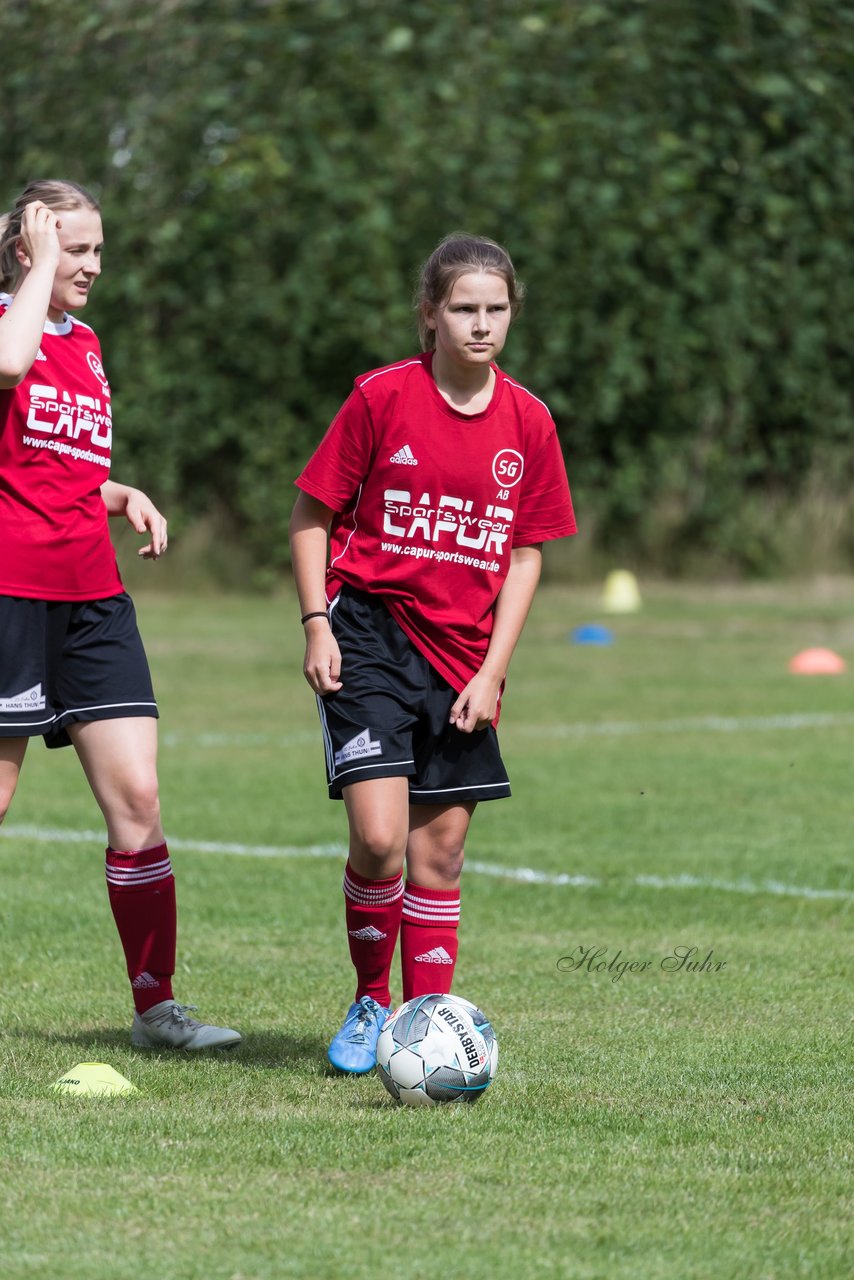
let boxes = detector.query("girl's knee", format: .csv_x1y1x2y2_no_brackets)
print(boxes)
118,774,161,826
408,832,465,885
0,772,21,825
420,851,465,885
350,826,404,865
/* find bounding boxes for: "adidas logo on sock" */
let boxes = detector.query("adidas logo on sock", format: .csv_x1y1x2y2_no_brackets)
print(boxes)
414,946,453,964
390,444,418,465
132,971,160,989
348,926,388,940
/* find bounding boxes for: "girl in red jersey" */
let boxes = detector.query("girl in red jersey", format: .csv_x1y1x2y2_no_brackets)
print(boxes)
290,233,576,1073
0,180,240,1050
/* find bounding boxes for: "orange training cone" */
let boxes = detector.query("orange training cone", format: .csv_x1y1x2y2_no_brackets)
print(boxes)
788,648,846,675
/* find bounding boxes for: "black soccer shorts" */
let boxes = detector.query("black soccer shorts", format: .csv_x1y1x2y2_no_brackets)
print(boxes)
0,592,158,749
317,585,511,804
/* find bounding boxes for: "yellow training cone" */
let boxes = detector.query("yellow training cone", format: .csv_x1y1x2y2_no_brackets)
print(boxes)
52,1063,138,1097
602,569,641,614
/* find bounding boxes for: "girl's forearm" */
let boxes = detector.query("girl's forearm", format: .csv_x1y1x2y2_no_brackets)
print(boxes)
479,545,543,681
0,263,55,384
289,492,335,615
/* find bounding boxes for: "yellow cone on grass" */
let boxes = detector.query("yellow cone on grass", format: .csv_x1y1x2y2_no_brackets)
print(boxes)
602,569,641,614
52,1063,138,1096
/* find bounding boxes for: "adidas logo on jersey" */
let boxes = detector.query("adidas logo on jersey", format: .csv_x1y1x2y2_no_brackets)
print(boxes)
334,730,383,767
131,971,160,989
414,946,454,964
390,444,418,465
35,347,47,361
348,926,388,941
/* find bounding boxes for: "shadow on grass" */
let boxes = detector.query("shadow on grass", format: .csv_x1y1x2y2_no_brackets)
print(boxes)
9,1026,330,1070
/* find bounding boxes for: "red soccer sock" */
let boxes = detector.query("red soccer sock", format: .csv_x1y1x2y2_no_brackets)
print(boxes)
105,842,177,1014
400,880,460,1001
343,861,403,1008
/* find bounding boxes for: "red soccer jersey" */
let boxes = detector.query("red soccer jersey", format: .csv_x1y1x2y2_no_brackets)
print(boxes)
296,353,576,698
0,295,122,600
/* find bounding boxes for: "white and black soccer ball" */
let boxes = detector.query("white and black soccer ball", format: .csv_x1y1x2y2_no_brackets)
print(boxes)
376,993,498,1106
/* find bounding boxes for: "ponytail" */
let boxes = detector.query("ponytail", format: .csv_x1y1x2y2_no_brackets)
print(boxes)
0,210,18,292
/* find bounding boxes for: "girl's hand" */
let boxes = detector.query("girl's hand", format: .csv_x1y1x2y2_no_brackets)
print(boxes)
449,671,502,734
18,202,62,273
303,619,343,694
126,489,168,559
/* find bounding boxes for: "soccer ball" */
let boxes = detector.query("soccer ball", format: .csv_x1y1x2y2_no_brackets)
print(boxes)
376,993,498,1106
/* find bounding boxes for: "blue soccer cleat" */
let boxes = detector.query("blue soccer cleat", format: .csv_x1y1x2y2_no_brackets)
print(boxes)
327,995,392,1074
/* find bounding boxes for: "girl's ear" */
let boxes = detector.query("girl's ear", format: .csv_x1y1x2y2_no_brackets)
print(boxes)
422,302,437,331
15,240,31,271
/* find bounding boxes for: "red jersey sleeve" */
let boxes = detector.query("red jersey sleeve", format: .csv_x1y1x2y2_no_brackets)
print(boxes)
512,416,576,547
295,387,375,512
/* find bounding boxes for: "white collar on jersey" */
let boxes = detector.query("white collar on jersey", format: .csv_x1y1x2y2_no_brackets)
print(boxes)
0,291,73,336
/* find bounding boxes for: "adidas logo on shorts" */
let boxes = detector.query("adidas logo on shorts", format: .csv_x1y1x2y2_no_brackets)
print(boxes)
389,444,418,465
414,946,453,964
348,926,388,940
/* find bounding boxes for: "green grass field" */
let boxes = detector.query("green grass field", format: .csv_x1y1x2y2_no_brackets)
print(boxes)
1,580,852,1280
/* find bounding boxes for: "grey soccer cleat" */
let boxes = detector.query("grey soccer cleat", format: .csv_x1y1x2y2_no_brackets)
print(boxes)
131,1000,242,1051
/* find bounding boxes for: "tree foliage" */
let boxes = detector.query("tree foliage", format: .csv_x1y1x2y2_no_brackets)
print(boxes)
2,0,852,578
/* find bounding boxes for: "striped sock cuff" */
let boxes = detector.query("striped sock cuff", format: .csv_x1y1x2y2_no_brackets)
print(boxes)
105,842,173,891
343,864,404,907
402,882,461,925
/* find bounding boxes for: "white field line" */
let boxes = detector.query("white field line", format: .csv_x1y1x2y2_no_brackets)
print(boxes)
158,711,854,751
2,823,851,902
0,824,344,861
160,730,319,748
521,711,854,739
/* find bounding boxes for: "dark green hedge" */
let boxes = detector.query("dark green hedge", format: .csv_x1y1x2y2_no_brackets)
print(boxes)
3,0,852,577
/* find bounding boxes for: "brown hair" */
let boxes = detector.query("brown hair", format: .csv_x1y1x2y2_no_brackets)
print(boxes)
0,179,100,292
414,232,525,351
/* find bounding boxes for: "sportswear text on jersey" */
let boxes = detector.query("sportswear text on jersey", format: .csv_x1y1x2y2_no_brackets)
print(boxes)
25,382,113,452
383,488,513,558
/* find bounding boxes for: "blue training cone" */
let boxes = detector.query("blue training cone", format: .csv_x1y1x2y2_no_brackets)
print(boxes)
571,623,614,646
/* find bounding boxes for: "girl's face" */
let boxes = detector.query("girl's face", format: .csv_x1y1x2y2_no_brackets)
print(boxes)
427,270,512,371
45,208,103,321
